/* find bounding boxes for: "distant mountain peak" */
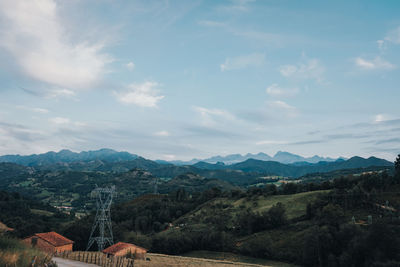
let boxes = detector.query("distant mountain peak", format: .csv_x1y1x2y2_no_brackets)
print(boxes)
168,151,342,165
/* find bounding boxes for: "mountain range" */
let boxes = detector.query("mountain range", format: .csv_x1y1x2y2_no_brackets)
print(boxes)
0,149,394,180
163,151,340,165
0,148,342,166
0,148,138,166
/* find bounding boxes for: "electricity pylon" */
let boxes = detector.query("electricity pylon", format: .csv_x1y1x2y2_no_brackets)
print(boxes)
86,185,115,251
153,178,159,194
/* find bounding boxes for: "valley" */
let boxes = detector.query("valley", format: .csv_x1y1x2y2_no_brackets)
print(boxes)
1,149,399,266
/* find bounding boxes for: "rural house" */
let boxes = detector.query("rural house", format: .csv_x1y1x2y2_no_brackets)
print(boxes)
23,231,74,253
103,242,147,259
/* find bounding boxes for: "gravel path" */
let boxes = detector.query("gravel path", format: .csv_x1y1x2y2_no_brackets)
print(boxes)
53,257,99,267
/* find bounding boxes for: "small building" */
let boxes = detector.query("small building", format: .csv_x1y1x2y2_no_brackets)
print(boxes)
103,242,147,259
23,231,74,253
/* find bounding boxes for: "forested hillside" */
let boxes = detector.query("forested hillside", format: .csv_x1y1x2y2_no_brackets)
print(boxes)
1,152,399,266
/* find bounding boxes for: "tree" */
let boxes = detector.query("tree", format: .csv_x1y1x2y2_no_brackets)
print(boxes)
267,202,287,227
395,154,400,180
318,204,345,228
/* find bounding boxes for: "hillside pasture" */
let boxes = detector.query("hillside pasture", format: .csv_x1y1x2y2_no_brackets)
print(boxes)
233,190,329,219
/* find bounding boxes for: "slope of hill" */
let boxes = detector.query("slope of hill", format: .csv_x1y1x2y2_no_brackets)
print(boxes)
162,173,238,193
34,156,166,173
0,162,35,180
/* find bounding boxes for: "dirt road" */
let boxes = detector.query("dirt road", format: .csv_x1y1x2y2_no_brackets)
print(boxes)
53,257,99,267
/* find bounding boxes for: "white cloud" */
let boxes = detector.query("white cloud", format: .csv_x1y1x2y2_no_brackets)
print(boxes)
50,117,70,124
154,130,170,137
197,20,226,27
268,100,295,110
220,53,265,71
377,40,386,51
162,154,176,160
384,26,400,44
256,140,288,145
219,0,256,12
33,108,49,114
266,84,299,97
46,88,76,98
279,58,324,82
114,82,164,107
126,62,135,71
193,106,236,127
267,100,298,118
373,114,392,123
0,0,111,91
16,106,49,114
354,56,396,70
49,117,87,128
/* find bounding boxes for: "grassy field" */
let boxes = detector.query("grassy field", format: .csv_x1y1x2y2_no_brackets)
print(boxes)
182,251,298,267
182,190,329,224
30,208,54,216
233,190,329,219
135,253,291,267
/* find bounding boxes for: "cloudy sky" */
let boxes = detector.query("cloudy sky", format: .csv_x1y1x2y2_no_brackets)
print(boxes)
0,0,399,161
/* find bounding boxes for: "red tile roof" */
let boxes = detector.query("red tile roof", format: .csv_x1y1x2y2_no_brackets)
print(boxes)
103,242,147,255
34,232,74,247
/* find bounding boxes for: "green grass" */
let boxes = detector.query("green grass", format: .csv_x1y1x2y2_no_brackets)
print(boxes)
30,209,54,217
182,250,299,267
186,190,329,222
19,181,33,187
36,190,52,198
233,190,329,219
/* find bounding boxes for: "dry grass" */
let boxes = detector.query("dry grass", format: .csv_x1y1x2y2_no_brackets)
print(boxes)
0,251,19,266
135,253,272,267
0,236,54,267
182,251,297,267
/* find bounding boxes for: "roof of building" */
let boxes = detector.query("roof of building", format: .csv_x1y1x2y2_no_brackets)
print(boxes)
33,231,74,246
103,242,147,255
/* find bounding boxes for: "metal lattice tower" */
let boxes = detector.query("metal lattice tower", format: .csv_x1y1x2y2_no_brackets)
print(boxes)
86,185,115,251
153,178,159,194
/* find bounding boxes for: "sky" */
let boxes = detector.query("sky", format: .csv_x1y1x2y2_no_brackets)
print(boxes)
0,0,399,161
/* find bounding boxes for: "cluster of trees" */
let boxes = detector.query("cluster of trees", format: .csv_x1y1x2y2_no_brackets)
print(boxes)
0,191,69,238
234,202,286,235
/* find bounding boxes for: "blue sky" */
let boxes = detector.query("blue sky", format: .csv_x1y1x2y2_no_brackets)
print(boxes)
0,0,399,161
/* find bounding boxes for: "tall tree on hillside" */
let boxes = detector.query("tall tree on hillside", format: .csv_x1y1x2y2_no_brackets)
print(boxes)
395,154,400,178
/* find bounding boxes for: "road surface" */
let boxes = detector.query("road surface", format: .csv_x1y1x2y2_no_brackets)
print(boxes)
53,257,99,267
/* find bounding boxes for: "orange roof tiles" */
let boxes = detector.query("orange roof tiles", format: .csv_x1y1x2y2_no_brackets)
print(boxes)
34,231,74,247
103,242,147,255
